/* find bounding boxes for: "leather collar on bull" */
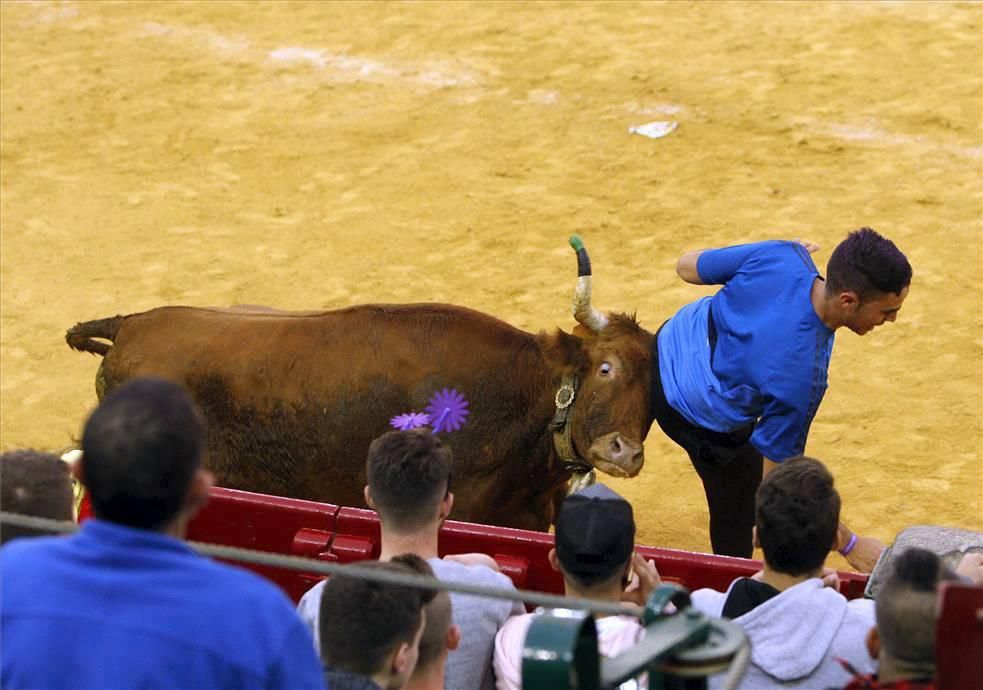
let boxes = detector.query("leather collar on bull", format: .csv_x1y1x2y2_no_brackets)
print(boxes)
551,373,597,494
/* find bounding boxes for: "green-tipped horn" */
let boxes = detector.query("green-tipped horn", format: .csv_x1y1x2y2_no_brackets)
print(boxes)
569,236,608,332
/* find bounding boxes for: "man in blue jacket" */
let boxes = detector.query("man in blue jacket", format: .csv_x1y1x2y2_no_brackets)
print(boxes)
651,228,911,570
1,378,325,690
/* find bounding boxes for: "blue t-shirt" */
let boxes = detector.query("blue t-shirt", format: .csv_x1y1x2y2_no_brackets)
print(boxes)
658,240,834,461
1,520,325,690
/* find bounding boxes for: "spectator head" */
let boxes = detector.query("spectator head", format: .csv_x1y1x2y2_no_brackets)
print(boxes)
406,584,459,690
80,377,212,532
825,228,911,335
365,430,453,534
550,483,636,592
320,553,437,690
0,450,74,544
869,547,959,680
754,457,840,576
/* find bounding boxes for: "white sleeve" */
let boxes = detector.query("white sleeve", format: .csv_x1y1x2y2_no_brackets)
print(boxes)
295,579,326,649
493,615,531,690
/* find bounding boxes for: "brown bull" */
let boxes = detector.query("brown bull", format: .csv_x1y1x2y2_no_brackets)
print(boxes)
66,238,655,530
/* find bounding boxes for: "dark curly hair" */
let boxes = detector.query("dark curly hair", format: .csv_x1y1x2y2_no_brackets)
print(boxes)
366,430,452,532
319,553,437,677
755,456,841,576
826,227,912,301
82,378,205,530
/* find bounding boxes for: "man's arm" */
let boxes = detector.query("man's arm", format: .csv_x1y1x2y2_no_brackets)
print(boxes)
835,522,885,574
676,249,707,285
676,239,819,287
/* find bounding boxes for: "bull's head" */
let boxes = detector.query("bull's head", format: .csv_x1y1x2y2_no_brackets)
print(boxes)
542,237,655,479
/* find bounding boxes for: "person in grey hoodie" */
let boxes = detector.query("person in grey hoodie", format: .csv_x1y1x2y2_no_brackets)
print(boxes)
690,456,875,689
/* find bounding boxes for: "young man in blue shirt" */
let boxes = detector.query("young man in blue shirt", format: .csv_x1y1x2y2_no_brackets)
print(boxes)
651,228,911,571
0,378,325,690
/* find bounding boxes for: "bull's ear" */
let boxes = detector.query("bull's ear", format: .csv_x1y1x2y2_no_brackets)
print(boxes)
540,329,586,371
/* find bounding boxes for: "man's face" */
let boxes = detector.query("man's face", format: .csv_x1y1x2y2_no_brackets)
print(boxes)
845,285,909,335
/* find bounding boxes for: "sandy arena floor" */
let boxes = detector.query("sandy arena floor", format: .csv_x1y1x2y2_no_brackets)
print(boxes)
2,1,981,567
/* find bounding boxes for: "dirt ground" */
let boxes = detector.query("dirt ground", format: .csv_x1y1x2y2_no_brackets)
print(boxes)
2,1,980,567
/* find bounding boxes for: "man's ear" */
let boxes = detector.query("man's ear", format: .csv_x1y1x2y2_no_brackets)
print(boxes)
447,623,461,651
839,290,861,312
364,485,376,510
540,329,586,371
548,548,560,572
752,526,761,549
185,469,214,517
438,492,454,523
392,641,411,676
866,627,880,660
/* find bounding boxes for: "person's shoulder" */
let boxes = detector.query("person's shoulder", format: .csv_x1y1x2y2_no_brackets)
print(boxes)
431,557,515,588
0,533,71,570
845,595,876,623
689,579,737,617
496,611,535,647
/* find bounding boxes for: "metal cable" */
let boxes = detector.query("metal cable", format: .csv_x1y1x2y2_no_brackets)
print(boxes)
720,637,751,690
0,511,642,618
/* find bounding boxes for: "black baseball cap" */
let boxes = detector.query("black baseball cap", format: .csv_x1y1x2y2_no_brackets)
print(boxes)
555,483,635,585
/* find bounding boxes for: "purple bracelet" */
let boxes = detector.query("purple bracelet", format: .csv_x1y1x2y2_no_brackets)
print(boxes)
839,533,858,556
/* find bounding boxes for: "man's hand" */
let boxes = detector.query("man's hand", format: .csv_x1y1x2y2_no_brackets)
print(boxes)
621,552,661,607
844,535,886,574
792,238,821,254
820,567,841,591
955,552,983,585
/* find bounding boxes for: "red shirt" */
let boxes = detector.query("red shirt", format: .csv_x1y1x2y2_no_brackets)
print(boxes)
843,675,935,690
838,657,935,690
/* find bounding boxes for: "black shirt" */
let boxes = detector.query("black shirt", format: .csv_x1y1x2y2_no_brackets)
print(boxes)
721,577,781,619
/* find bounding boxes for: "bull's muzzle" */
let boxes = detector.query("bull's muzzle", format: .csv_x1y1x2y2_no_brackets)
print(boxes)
588,432,644,478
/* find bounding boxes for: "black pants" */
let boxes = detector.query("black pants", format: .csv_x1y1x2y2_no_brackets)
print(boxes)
649,325,762,558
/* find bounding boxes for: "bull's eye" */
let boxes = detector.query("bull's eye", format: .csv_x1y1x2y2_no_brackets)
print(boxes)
599,362,612,377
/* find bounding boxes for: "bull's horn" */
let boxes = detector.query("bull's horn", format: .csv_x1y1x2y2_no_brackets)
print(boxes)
569,235,608,331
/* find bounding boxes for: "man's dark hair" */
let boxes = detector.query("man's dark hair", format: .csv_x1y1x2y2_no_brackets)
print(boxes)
876,548,957,668
755,456,840,576
319,553,437,678
81,377,205,530
366,430,452,532
0,450,74,544
826,227,912,301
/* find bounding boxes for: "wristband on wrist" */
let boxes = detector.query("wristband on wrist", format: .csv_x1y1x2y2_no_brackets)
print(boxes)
839,533,858,557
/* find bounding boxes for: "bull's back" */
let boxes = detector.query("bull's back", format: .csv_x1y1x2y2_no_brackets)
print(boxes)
101,303,534,401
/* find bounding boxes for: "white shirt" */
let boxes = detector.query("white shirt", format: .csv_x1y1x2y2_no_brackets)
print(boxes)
493,612,646,690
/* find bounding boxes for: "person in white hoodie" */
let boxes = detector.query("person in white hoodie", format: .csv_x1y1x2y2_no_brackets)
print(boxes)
493,483,660,690
690,456,876,690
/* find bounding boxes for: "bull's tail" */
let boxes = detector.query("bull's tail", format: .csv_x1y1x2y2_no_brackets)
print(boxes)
66,316,124,356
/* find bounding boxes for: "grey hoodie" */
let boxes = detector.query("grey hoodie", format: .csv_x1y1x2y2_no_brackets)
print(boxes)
691,578,876,690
